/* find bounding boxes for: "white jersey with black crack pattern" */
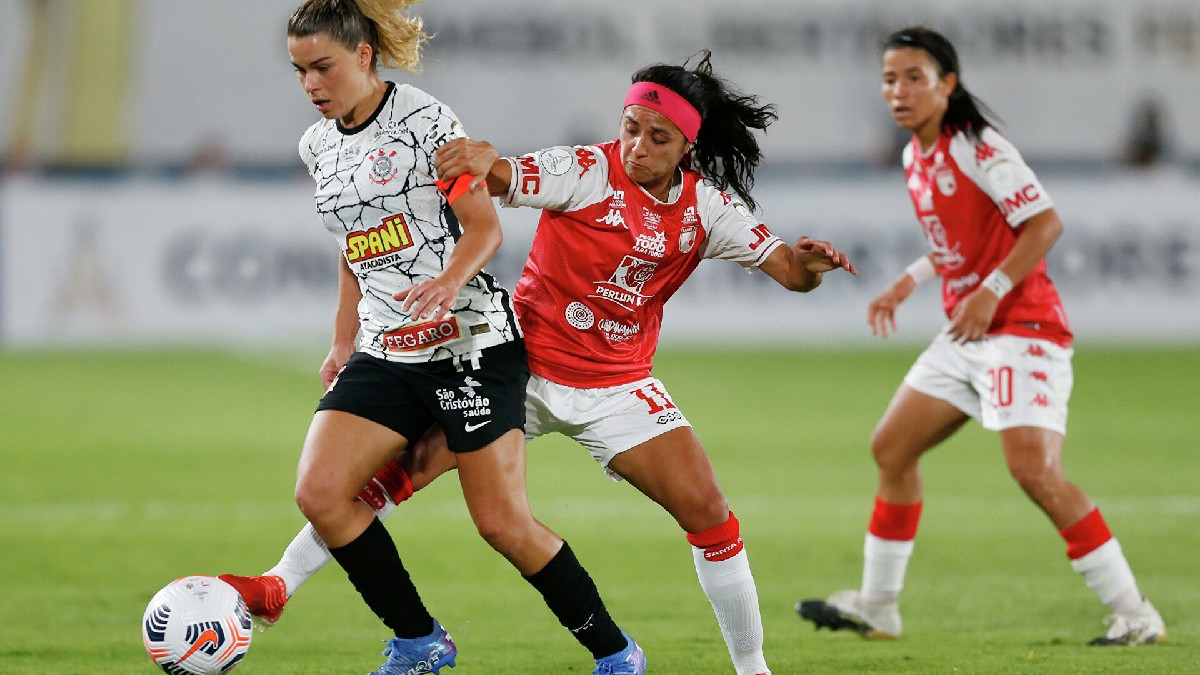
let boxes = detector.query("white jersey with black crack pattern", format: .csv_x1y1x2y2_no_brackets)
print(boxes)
299,81,521,363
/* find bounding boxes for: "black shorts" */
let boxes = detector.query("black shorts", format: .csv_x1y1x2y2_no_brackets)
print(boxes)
316,339,529,452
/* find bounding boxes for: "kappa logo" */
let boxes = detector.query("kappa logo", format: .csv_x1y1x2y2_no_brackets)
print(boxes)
975,141,998,163
596,209,626,228
576,148,598,176
1025,344,1047,357
1030,393,1051,407
1030,371,1049,382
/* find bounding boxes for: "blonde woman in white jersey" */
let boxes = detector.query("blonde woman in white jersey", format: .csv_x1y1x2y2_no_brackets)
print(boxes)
224,49,857,675
796,26,1165,647
242,2,646,673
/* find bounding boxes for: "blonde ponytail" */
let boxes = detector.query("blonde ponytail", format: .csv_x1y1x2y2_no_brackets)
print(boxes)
354,0,428,72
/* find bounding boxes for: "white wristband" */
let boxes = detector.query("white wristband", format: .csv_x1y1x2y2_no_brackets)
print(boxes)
904,256,937,285
981,269,1013,299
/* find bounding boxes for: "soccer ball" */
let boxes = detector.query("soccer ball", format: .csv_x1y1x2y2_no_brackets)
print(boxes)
141,575,253,674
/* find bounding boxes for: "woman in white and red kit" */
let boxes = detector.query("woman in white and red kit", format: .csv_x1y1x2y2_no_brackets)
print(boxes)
796,26,1165,647
222,50,856,675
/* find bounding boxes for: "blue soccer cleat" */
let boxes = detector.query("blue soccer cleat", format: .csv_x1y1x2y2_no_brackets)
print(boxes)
592,631,646,675
370,619,457,675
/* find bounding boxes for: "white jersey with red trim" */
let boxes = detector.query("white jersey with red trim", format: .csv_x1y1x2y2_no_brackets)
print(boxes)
299,82,520,363
501,139,785,388
902,127,1072,346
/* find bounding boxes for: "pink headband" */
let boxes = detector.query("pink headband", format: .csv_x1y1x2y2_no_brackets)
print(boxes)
624,82,701,143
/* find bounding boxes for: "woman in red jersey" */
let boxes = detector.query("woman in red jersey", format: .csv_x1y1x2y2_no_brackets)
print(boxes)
224,50,855,675
796,25,1165,647
428,52,854,675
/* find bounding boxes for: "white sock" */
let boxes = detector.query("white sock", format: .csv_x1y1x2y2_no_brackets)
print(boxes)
265,500,396,597
861,533,914,604
263,522,330,597
692,547,770,675
1070,538,1143,615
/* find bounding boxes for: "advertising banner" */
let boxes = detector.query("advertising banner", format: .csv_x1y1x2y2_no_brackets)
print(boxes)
3,172,1196,348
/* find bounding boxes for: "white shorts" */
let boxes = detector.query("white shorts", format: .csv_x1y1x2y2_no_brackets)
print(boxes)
524,374,691,478
903,331,1073,434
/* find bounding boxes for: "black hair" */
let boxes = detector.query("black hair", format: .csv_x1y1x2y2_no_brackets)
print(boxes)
882,26,999,140
632,50,777,211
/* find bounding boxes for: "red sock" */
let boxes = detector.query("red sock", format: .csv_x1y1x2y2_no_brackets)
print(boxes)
358,459,414,510
867,497,922,541
686,512,744,562
1058,508,1112,560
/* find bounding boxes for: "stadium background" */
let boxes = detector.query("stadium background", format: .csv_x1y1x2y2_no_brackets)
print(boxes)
1,0,1197,346
0,1,1197,673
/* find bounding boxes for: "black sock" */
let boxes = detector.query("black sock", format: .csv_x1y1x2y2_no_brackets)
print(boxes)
524,541,627,659
328,516,434,639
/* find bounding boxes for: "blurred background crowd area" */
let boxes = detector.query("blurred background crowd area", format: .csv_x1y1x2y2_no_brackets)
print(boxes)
1,0,1196,175
0,0,1197,348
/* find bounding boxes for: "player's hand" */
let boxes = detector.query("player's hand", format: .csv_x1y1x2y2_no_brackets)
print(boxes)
394,276,461,324
867,275,916,338
319,342,355,391
947,287,1000,343
794,236,857,275
435,138,497,191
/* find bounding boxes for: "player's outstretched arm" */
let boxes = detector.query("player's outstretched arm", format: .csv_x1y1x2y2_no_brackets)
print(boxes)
760,236,857,292
435,138,512,197
868,254,936,339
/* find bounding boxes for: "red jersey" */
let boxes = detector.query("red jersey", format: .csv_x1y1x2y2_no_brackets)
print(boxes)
501,140,784,387
903,127,1072,347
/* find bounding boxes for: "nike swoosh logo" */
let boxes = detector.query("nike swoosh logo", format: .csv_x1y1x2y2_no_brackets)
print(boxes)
179,629,220,662
464,420,492,433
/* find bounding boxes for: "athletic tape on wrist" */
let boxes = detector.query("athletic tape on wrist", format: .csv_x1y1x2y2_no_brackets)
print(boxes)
981,269,1013,299
904,256,937,285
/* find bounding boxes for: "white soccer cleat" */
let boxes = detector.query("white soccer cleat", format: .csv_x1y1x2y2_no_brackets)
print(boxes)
1088,598,1166,646
796,589,901,640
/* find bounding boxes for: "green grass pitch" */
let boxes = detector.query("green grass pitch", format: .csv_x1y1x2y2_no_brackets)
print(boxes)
0,345,1195,674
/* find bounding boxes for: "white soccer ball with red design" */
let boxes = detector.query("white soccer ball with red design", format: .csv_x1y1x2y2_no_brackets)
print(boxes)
141,575,253,674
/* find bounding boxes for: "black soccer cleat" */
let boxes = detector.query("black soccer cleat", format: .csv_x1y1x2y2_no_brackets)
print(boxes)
797,599,872,635
795,590,900,640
